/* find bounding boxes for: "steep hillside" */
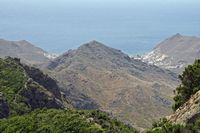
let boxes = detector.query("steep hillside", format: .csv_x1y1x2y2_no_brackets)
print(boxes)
46,40,179,128
167,89,200,125
142,34,200,73
146,60,200,133
167,59,200,125
0,39,56,65
0,57,137,133
0,57,69,118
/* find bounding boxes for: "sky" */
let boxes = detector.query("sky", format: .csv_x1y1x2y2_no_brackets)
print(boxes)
0,0,200,55
1,0,199,19
1,0,199,7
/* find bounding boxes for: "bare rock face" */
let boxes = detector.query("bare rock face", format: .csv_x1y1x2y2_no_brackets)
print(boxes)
20,82,64,109
142,34,200,74
167,90,200,124
0,39,56,65
22,64,62,99
46,40,179,128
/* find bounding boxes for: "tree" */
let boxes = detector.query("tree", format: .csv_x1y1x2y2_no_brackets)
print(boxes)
173,59,200,111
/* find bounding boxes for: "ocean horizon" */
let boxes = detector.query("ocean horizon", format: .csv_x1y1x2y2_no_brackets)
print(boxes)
0,0,200,56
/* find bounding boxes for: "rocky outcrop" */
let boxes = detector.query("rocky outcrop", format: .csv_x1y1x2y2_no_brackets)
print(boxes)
167,90,200,124
22,64,62,99
20,80,64,110
0,57,68,118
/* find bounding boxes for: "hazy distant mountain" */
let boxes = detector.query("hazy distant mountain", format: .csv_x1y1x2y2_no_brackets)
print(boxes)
0,39,57,65
142,34,200,73
46,40,179,128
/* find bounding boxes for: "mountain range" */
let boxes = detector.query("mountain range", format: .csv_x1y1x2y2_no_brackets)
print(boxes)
0,57,136,132
1,34,200,132
44,40,178,129
2,34,200,129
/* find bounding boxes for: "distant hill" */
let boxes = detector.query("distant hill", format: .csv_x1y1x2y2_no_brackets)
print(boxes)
0,39,56,65
142,34,200,73
46,40,179,128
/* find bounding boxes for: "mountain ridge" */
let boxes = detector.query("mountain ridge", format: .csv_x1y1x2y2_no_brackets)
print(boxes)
142,34,200,73
0,39,57,65
46,40,179,128
0,38,180,129
0,57,136,133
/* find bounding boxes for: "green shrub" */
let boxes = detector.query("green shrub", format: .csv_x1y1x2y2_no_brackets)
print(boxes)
173,59,200,111
0,58,30,116
146,118,189,133
0,109,136,133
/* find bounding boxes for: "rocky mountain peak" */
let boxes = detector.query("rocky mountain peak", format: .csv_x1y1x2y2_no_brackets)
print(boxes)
78,40,106,49
83,40,104,47
48,40,130,70
77,40,123,55
170,33,182,39
17,39,30,43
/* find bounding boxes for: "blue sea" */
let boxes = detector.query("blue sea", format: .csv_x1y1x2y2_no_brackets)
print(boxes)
0,0,200,55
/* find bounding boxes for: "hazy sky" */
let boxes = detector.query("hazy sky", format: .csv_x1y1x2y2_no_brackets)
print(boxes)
1,0,199,5
1,0,199,22
1,0,200,10
0,0,200,54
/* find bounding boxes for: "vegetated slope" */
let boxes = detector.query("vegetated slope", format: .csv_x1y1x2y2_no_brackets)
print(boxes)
0,57,136,133
0,57,69,118
146,60,200,133
167,59,200,125
0,109,136,133
142,34,200,74
168,89,200,125
0,39,56,65
46,40,179,128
